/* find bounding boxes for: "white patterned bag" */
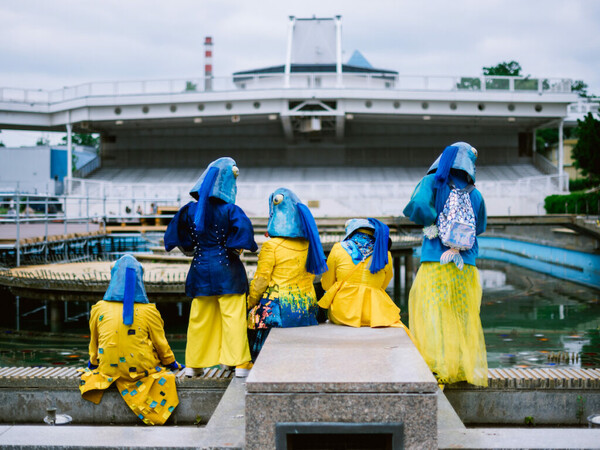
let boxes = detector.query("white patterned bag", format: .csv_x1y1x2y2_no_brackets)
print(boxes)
436,184,476,270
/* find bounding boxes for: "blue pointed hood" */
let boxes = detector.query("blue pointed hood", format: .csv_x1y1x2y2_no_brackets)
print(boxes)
190,157,238,204
267,188,327,275
427,141,478,183
103,254,149,326
268,188,304,238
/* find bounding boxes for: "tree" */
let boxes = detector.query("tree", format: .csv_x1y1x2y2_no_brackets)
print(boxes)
572,112,600,183
457,60,524,91
483,61,523,76
60,133,99,148
0,141,5,147
571,80,589,98
36,137,49,146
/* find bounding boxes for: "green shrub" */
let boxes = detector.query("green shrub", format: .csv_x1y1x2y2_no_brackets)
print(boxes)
545,191,600,214
569,178,597,192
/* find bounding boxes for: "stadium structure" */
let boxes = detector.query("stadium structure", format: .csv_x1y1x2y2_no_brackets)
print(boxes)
0,16,593,217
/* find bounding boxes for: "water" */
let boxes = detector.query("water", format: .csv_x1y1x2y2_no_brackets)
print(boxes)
0,260,598,369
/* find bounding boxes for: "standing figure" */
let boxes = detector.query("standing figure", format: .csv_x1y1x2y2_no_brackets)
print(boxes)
164,157,257,377
80,254,184,425
247,188,327,360
318,218,409,333
403,142,488,387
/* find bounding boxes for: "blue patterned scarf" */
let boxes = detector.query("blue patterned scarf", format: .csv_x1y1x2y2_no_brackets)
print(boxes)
341,231,375,265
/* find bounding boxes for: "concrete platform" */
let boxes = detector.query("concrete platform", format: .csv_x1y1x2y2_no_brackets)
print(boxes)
245,324,438,449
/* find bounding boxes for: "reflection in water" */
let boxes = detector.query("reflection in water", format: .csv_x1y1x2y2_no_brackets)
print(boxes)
478,261,600,369
0,260,599,369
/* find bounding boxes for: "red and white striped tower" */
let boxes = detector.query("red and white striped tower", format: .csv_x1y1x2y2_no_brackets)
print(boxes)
204,36,213,91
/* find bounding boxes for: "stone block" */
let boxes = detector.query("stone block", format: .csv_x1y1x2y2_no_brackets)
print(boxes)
245,324,438,449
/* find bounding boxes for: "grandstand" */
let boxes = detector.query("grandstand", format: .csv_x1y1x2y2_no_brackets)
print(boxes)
0,16,580,217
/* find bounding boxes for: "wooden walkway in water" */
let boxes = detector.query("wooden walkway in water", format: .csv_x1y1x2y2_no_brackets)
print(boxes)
1,366,598,389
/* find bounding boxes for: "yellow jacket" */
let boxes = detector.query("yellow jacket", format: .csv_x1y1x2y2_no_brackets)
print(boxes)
80,300,179,425
319,242,402,328
88,300,176,380
248,237,318,328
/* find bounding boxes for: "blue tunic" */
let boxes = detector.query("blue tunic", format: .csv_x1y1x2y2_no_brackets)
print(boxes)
403,172,487,267
164,199,258,298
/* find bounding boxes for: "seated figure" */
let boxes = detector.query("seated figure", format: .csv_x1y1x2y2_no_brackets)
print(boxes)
318,218,409,332
247,188,328,361
79,254,184,425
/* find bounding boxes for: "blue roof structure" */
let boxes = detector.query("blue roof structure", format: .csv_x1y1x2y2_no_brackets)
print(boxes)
347,50,373,69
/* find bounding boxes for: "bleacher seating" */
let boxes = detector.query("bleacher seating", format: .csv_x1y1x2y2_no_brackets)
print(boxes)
69,163,562,217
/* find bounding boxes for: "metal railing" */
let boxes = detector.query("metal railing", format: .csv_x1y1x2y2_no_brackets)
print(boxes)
533,151,558,175
0,74,574,105
73,155,101,178
0,192,178,267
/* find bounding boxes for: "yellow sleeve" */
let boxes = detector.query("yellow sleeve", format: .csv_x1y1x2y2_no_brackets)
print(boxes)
145,304,176,365
382,251,394,289
321,243,340,291
248,240,275,307
88,302,101,366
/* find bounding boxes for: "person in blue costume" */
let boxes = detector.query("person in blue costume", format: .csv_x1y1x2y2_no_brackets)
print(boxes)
164,157,258,377
403,142,488,388
80,254,184,425
247,188,327,361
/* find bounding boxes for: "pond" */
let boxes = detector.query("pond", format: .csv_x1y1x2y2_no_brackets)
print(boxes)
0,260,598,369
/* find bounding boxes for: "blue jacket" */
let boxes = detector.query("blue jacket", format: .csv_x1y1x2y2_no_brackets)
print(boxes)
403,172,486,266
164,199,258,297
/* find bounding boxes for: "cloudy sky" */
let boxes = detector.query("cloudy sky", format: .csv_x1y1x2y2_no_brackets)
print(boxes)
1,0,599,145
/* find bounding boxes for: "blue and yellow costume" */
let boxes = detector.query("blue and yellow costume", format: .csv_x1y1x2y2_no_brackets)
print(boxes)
164,157,257,370
403,142,488,387
247,188,327,360
79,255,183,425
319,218,409,332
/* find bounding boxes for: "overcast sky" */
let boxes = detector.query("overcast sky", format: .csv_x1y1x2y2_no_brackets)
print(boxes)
1,0,599,146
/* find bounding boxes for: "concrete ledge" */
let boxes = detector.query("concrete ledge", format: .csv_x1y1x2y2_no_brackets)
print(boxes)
439,428,600,449
0,372,230,425
245,324,438,449
445,388,600,426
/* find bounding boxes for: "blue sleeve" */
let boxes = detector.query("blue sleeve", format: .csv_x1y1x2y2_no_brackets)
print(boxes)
164,202,194,252
403,175,437,226
470,190,487,235
226,205,258,252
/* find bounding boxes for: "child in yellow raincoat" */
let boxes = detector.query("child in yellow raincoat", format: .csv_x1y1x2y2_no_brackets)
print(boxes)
79,254,184,425
318,218,409,332
247,188,327,360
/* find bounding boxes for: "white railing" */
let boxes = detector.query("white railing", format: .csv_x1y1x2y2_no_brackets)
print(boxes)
533,152,558,175
567,100,600,115
0,74,573,105
62,173,569,218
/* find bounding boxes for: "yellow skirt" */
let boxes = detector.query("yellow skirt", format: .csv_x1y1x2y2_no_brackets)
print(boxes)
409,262,488,387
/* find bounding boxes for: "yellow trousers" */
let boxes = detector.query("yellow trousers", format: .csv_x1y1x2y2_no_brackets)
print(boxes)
186,294,251,368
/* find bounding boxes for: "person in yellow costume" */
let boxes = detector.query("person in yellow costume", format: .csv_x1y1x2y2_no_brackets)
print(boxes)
318,218,409,333
403,142,487,388
247,188,328,360
79,254,184,425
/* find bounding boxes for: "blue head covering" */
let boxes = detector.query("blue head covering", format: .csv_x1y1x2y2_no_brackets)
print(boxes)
267,188,327,275
103,254,149,326
189,157,239,233
427,141,478,184
427,142,478,214
343,218,390,274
